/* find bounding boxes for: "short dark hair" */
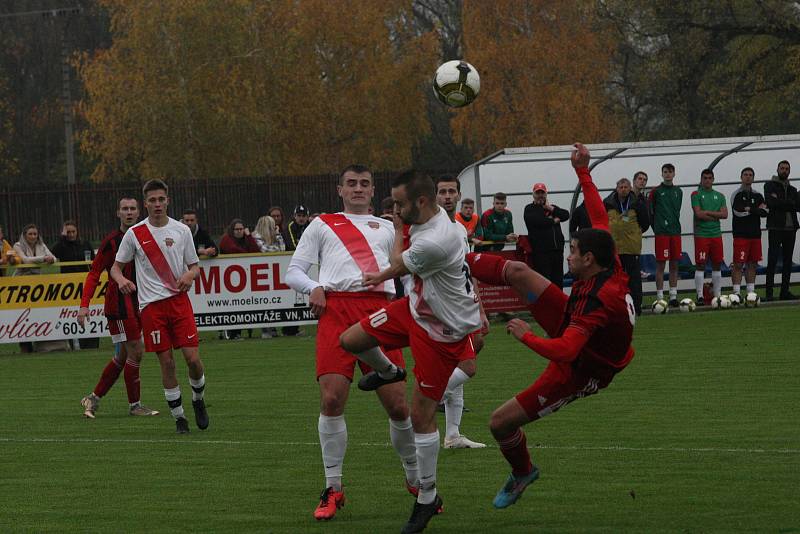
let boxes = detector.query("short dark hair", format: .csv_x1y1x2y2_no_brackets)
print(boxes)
62,219,78,229
662,163,675,172
461,198,475,205
182,208,197,217
340,164,372,184
435,175,460,193
118,196,138,209
381,196,394,211
778,160,790,168
573,228,615,269
494,192,507,201
142,179,168,197
392,170,436,202
633,171,648,180
701,168,714,179
740,167,755,177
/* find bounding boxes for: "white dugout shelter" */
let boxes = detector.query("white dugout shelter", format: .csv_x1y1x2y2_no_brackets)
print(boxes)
457,135,800,292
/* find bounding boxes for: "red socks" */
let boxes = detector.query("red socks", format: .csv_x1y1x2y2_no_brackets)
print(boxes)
123,359,141,404
466,252,508,285
93,358,123,397
497,428,533,477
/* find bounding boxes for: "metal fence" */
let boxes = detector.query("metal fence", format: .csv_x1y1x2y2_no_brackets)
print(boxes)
0,172,404,245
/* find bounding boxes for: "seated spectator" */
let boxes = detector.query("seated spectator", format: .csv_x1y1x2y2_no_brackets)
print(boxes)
479,192,517,251
0,224,20,276
13,223,55,276
455,198,484,247
50,220,94,274
287,205,310,249
523,183,570,288
268,206,293,251
219,219,260,254
181,209,217,257
252,215,286,252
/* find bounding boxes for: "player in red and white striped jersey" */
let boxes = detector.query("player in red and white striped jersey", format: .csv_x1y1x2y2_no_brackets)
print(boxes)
286,165,418,521
111,179,208,435
78,197,159,419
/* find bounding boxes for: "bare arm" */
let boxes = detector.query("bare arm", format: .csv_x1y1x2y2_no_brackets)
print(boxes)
177,263,199,292
110,261,136,295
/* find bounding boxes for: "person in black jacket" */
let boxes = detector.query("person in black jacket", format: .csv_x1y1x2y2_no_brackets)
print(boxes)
287,204,310,250
568,202,590,236
523,182,570,288
181,209,217,257
763,160,799,300
730,167,767,298
50,220,94,274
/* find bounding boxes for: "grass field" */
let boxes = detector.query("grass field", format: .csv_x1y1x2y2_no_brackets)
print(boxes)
1,305,799,533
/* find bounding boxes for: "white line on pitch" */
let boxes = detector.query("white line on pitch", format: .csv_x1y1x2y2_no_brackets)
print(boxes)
0,437,797,454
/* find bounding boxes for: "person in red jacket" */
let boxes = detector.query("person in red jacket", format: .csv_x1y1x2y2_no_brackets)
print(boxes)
78,197,159,418
466,143,635,509
218,218,260,254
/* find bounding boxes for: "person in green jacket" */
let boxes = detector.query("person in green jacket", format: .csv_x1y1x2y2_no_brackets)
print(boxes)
479,192,517,252
648,163,683,307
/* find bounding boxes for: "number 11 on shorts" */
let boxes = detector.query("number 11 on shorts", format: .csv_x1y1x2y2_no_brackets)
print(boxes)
150,330,161,345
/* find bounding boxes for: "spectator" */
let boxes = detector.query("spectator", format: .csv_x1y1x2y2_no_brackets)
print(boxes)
181,209,217,257
380,196,395,220
764,160,799,301
252,215,286,252
50,220,94,274
568,202,590,236
455,198,484,247
730,167,767,298
0,224,20,276
523,183,570,288
13,223,55,276
691,169,728,305
219,218,260,254
287,204,310,249
632,171,649,200
604,178,650,315
310,212,321,222
269,206,293,252
649,163,682,307
480,192,517,251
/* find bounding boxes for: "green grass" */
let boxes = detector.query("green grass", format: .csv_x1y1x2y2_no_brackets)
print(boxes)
1,306,799,533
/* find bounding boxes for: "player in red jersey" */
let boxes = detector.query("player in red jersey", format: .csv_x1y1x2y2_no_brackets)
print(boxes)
466,143,636,508
78,197,159,418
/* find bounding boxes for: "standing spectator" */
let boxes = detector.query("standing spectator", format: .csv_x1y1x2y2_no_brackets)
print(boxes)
181,209,217,257
268,206,292,251
730,167,767,297
219,218,260,254
691,169,728,305
13,223,55,276
632,171,649,200
287,204,311,249
568,203,590,236
50,220,94,274
455,198,484,247
649,163,682,307
604,178,650,315
0,224,20,276
764,160,799,301
252,215,286,252
523,183,570,288
480,192,517,251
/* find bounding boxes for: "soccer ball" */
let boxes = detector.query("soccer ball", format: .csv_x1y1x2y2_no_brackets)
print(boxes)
711,295,731,309
745,292,760,308
679,298,696,312
432,60,480,108
651,299,669,314
728,293,742,307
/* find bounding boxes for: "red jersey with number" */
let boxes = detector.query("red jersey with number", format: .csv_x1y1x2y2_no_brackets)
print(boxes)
80,229,139,320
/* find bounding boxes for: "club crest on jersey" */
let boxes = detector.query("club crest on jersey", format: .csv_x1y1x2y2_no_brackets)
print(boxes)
368,222,380,230
164,237,174,247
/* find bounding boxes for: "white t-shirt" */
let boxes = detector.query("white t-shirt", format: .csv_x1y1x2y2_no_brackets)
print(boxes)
402,207,480,342
291,213,395,294
116,217,200,309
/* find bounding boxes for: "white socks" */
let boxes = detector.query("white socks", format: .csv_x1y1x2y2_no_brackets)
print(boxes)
389,417,418,486
733,283,741,294
164,386,184,419
319,414,347,491
695,271,705,298
356,347,396,378
746,283,755,293
189,374,205,401
414,431,440,504
443,368,470,440
669,287,677,300
711,270,722,297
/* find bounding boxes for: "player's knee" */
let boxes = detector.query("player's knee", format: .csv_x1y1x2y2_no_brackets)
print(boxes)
385,402,409,421
320,393,346,416
488,410,513,438
459,359,477,378
159,356,176,374
504,261,527,284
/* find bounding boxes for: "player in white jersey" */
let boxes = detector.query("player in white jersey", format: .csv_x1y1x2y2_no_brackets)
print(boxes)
340,170,482,534
285,165,419,521
111,179,208,435
434,176,488,449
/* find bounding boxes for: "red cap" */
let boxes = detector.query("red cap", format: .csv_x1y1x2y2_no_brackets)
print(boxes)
532,183,547,192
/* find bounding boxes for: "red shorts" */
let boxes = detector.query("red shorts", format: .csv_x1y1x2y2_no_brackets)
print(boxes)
733,237,762,264
360,297,475,401
694,236,724,265
317,292,405,380
140,292,198,353
108,316,142,344
516,357,619,421
654,235,682,261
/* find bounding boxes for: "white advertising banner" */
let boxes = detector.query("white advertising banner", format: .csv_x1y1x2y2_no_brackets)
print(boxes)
0,253,317,344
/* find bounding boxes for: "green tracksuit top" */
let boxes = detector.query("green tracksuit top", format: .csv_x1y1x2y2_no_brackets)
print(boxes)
648,183,682,235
